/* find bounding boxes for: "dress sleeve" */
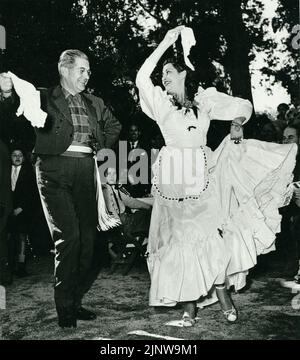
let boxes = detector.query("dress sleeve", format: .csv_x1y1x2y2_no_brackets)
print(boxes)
136,59,171,123
195,86,253,124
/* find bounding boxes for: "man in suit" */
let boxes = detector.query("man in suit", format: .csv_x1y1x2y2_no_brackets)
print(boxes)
8,148,37,278
122,122,151,197
0,49,122,328
127,123,143,152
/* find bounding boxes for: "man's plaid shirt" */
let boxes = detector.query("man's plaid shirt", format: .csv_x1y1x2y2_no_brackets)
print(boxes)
62,86,92,146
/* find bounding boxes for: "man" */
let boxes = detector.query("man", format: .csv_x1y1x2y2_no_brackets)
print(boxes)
127,123,143,151
0,49,122,328
283,125,300,148
123,122,151,197
7,148,37,278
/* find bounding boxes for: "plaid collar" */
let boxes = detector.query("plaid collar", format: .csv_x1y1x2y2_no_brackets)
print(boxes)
61,86,82,100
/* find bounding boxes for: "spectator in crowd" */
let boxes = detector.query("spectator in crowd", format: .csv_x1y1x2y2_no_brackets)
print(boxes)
122,122,151,197
7,148,37,278
102,167,152,260
127,123,145,152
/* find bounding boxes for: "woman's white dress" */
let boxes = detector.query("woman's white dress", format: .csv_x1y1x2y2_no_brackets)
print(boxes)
136,59,297,307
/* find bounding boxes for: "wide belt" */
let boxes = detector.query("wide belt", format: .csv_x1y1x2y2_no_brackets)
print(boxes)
61,145,93,158
65,145,93,153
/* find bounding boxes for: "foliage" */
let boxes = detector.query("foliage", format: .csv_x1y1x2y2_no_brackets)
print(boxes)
0,0,93,86
0,0,298,124
261,0,299,102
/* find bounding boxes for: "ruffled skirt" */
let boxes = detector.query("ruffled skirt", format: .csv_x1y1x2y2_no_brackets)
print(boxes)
147,137,297,307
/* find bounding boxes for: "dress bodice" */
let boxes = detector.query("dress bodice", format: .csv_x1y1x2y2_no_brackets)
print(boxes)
136,58,253,200
158,105,210,148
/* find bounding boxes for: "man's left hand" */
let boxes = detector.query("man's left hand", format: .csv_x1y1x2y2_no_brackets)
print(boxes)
0,72,13,95
13,208,23,216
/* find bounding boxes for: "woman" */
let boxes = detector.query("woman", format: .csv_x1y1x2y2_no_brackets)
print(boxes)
136,26,297,326
102,167,152,259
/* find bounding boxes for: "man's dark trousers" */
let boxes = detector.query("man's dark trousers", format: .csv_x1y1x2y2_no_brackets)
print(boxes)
36,154,98,315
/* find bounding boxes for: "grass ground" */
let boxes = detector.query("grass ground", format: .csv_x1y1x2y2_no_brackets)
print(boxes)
0,251,300,340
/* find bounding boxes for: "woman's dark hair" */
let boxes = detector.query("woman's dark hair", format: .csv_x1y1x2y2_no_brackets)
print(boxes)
162,57,197,98
162,57,198,116
163,57,188,73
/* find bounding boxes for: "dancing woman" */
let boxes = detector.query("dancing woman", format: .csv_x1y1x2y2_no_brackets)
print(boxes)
136,26,297,326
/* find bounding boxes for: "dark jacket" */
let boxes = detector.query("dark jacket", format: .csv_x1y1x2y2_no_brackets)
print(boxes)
12,164,37,213
8,163,38,233
35,86,122,154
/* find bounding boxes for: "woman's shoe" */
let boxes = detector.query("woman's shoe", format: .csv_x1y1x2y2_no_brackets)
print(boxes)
182,312,196,327
222,306,238,323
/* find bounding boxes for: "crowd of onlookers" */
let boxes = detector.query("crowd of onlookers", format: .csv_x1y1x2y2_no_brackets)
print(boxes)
1,102,300,286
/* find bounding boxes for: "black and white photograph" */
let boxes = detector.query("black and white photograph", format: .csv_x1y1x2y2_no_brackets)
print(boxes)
0,0,299,345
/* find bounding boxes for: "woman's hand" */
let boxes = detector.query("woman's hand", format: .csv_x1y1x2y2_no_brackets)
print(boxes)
13,207,23,216
162,26,186,47
137,25,186,79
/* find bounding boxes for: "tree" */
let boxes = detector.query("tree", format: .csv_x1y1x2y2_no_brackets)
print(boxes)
121,0,266,102
261,0,299,103
0,0,93,86
1,0,297,123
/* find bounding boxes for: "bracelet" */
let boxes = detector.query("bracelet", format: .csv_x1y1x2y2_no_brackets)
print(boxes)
231,121,243,128
0,91,12,101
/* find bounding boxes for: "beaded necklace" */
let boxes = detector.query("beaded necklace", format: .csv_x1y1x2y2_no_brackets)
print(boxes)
169,95,198,117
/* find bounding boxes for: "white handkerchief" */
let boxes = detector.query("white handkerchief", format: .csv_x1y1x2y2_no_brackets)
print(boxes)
181,27,196,70
7,71,47,128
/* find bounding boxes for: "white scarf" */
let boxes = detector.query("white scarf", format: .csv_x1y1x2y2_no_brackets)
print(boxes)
7,71,47,128
181,27,196,71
